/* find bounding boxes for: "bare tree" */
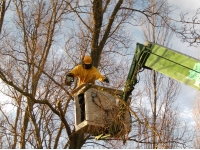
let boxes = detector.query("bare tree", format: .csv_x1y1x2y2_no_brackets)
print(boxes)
125,0,192,149
0,0,11,33
0,0,196,149
0,0,138,148
192,92,200,148
172,8,200,46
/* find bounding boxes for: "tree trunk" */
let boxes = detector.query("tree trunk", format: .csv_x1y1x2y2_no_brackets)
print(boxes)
69,132,87,149
153,71,157,149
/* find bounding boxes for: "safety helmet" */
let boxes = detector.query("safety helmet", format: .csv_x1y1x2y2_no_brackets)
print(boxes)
83,55,92,64
82,55,92,69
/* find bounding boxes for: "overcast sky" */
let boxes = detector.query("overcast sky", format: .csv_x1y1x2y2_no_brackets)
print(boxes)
167,0,200,126
160,0,200,127
1,0,199,131
132,0,200,127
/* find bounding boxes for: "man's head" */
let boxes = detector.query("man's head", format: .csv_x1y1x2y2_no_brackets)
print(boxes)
82,55,92,69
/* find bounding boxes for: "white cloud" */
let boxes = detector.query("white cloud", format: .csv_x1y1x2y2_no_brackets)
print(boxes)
179,107,196,126
168,0,200,12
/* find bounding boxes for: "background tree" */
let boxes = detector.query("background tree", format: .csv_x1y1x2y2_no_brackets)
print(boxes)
126,0,192,148
192,93,200,148
0,0,197,149
0,0,11,33
0,0,148,148
172,8,200,46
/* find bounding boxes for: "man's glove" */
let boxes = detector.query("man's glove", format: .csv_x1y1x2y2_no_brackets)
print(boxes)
66,73,74,78
65,73,74,86
104,77,109,83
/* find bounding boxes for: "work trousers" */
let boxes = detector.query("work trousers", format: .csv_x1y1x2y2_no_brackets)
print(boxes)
78,93,85,122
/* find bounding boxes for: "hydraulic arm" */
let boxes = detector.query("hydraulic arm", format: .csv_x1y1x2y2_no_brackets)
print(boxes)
123,42,200,102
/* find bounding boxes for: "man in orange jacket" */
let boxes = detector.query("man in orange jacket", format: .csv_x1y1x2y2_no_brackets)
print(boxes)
65,55,109,121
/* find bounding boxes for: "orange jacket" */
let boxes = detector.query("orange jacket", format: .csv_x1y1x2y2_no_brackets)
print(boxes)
69,65,105,86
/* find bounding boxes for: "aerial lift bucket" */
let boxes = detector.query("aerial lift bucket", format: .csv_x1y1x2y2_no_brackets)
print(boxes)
71,84,132,139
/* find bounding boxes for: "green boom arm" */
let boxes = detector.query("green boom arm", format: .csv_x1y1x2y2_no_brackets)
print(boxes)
122,42,200,102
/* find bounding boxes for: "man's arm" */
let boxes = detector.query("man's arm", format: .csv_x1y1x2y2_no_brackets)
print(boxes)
94,68,109,83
